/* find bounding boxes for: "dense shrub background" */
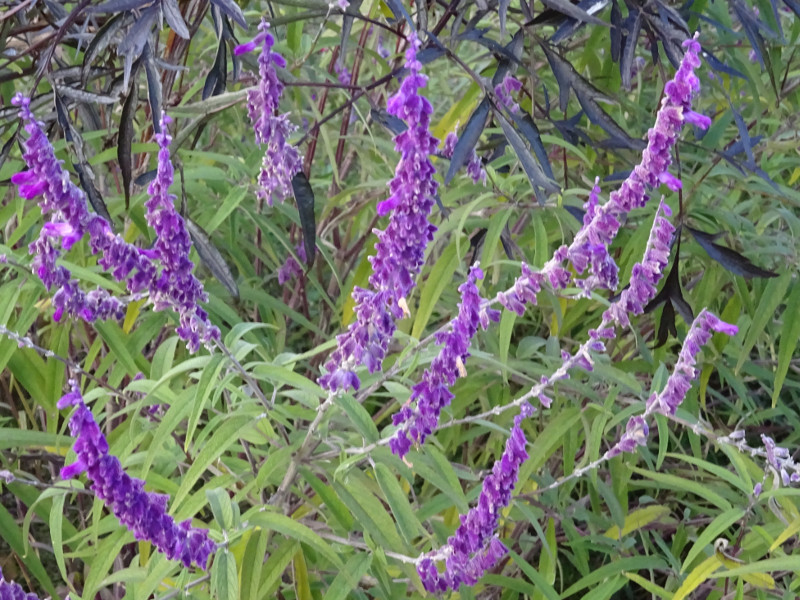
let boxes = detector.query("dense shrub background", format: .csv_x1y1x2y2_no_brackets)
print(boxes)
1,0,800,598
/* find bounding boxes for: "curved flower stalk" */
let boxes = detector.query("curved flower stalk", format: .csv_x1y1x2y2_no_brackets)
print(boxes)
11,95,219,352
319,35,439,392
58,383,217,569
415,198,737,591
235,20,303,206
389,265,500,457
0,567,41,600
567,35,707,295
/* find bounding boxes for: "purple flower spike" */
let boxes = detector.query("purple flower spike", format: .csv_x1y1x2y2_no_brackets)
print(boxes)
243,20,302,206
13,94,218,351
604,200,675,327
566,34,707,294
417,403,533,592
390,265,495,457
58,383,217,569
320,35,439,392
145,113,220,352
646,309,737,417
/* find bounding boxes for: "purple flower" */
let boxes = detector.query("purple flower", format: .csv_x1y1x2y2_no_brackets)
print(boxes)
278,244,307,285
417,403,533,592
0,567,41,600
319,35,439,392
494,74,522,114
567,35,708,293
58,383,217,569
390,266,499,457
145,113,220,352
12,95,219,351
603,200,675,327
236,21,303,206
646,310,737,417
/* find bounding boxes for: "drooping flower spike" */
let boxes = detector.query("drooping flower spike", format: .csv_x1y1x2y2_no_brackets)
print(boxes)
12,95,219,352
236,20,303,206
58,383,217,569
319,34,439,392
390,265,499,457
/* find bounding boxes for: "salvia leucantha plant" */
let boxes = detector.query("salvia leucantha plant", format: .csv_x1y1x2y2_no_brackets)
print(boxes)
1,1,800,599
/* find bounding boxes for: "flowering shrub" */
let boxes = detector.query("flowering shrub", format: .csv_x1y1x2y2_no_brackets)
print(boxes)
1,2,800,600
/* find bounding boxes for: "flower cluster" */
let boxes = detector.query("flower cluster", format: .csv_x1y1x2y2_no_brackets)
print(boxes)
390,265,499,457
277,244,307,285
608,309,738,458
417,403,533,591
236,20,303,206
0,568,40,600
494,74,522,113
568,36,707,293
12,95,219,352
319,35,439,392
145,114,220,352
58,383,217,569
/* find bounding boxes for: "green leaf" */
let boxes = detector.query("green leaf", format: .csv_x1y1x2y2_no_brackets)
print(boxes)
323,553,372,600
411,241,459,338
240,529,269,600
506,549,560,600
605,505,672,540
213,548,239,600
258,541,299,597
374,463,425,545
337,393,380,443
772,280,800,406
631,468,733,511
173,414,252,510
207,487,235,531
412,446,469,513
333,477,406,552
735,273,791,373
673,554,722,600
562,556,667,597
0,503,57,597
248,511,343,567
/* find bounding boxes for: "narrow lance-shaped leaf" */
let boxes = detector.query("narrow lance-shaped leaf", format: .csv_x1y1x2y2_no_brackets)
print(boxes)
496,109,560,204
81,13,128,85
621,9,642,90
117,5,159,89
143,43,162,132
551,0,611,44
291,172,316,266
539,0,608,27
203,38,228,100
119,63,141,210
688,227,777,279
383,0,414,29
210,0,246,28
161,0,190,39
186,218,240,297
445,97,489,185
90,0,154,12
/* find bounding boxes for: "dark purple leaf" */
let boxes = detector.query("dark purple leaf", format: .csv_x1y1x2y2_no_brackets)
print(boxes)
785,0,800,18
496,110,560,204
91,0,154,12
383,0,413,29
119,65,141,210
702,48,747,80
445,97,489,185
370,108,406,136
162,0,190,39
186,219,239,297
81,13,128,85
511,112,554,179
577,94,646,150
610,0,622,62
291,172,316,266
620,9,642,90
203,39,227,100
500,0,511,36
210,0,247,29
143,43,162,131
540,0,607,27
134,169,158,187
118,5,159,88
688,227,778,279
551,0,611,43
